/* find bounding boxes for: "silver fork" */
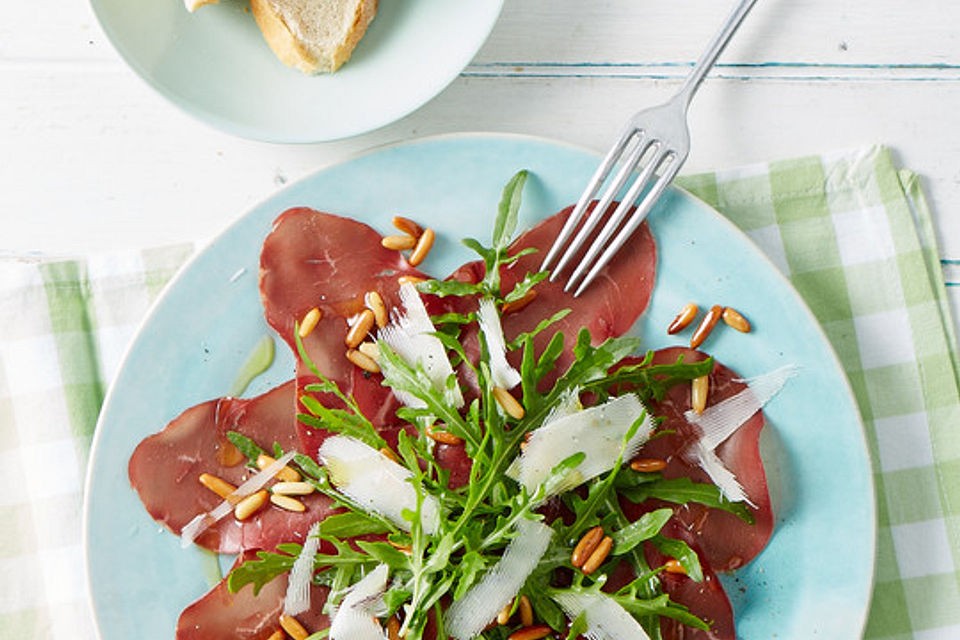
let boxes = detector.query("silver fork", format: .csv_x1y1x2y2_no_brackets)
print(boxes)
541,0,759,297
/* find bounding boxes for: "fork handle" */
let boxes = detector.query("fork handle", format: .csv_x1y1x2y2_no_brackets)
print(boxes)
677,0,759,108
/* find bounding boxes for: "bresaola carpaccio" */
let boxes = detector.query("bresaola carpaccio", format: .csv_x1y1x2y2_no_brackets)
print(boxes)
127,202,777,640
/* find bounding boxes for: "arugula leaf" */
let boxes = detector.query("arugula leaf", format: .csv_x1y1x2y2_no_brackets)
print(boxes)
611,508,673,555
227,546,298,595
620,476,754,523
318,512,390,538
564,612,589,640
493,170,528,250
225,431,265,470
416,279,483,298
502,270,548,304
613,592,710,630
507,309,572,352
652,534,704,582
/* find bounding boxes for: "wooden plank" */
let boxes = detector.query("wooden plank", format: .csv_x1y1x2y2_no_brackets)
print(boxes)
3,66,959,260
7,0,960,68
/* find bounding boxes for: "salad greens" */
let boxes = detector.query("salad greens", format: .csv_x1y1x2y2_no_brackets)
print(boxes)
225,171,736,640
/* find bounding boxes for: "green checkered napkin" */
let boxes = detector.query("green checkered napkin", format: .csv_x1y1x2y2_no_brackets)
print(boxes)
1,146,957,638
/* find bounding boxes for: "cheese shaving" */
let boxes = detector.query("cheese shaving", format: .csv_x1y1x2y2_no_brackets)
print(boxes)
445,519,553,639
379,282,464,409
318,435,439,534
683,365,795,505
685,364,797,450
283,521,321,616
552,589,652,640
477,297,521,390
329,564,390,640
693,441,754,506
180,450,296,548
509,394,654,495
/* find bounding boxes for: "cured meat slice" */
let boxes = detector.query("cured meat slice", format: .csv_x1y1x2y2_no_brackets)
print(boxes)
624,347,774,572
260,208,427,385
128,381,336,554
646,520,735,640
448,201,657,381
177,551,329,640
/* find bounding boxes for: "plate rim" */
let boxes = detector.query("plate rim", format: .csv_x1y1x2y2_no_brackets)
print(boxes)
82,131,877,639
87,0,506,143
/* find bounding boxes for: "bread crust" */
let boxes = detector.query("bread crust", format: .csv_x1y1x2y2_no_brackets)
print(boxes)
250,0,321,74
251,0,378,74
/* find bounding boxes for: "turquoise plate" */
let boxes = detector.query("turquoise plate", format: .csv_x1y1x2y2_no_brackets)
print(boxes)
84,134,875,639
89,0,503,142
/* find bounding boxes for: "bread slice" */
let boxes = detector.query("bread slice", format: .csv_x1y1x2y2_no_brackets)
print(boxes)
250,0,378,74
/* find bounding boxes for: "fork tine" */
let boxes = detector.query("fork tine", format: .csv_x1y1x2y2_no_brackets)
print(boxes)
548,133,652,280
563,146,671,293
540,125,638,273
570,156,683,297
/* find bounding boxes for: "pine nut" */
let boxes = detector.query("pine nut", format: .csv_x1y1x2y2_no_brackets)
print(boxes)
298,307,322,338
358,341,380,361
519,594,534,627
398,275,426,286
393,216,424,238
388,539,413,554
503,290,538,314
382,235,418,251
571,525,604,568
234,489,268,521
215,439,244,467
630,458,667,473
271,481,315,496
270,493,306,512
581,535,613,575
722,307,751,333
379,446,400,464
365,291,388,328
257,454,300,482
279,614,309,640
199,473,238,502
346,309,376,348
691,375,709,414
497,599,513,625
668,302,699,334
408,228,435,267
507,625,552,640
386,615,402,640
663,558,688,575
266,631,284,640
690,305,723,349
347,348,381,374
493,386,525,420
427,424,464,446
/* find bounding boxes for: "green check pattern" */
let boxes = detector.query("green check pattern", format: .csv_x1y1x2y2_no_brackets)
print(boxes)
0,146,957,638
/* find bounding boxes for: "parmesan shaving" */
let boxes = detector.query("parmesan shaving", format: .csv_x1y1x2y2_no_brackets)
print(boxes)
317,435,439,534
379,282,464,409
445,519,553,639
685,364,797,450
509,394,654,495
180,450,296,548
477,297,521,390
283,521,321,616
552,589,652,640
329,564,390,640
683,365,795,505
693,440,754,506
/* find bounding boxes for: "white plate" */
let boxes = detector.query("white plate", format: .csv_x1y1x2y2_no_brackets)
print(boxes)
90,0,504,142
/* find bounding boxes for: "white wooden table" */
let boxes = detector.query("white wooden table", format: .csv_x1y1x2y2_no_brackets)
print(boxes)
4,0,960,328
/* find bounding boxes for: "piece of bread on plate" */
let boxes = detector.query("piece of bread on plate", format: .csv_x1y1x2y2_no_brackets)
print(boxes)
250,0,378,74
